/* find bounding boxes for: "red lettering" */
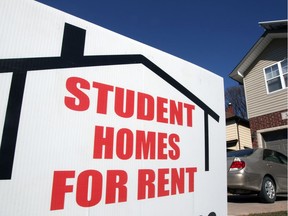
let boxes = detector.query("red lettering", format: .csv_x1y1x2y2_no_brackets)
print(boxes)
116,128,133,160
92,82,113,114
137,167,197,200
76,170,102,207
158,133,168,159
115,87,134,118
185,167,197,192
137,169,155,200
65,78,195,127
65,77,90,111
137,92,154,121
105,170,128,204
168,133,180,160
170,101,183,126
184,103,195,127
49,168,198,210
171,168,184,195
158,168,169,197
157,96,168,123
50,169,129,211
50,171,75,210
93,126,114,159
135,130,156,159
94,126,179,160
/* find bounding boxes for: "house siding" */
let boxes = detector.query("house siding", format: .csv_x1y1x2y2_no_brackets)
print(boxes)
226,120,252,150
226,123,237,141
238,125,252,149
244,39,287,119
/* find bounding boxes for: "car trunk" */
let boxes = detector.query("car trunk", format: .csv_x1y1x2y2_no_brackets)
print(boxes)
227,157,234,171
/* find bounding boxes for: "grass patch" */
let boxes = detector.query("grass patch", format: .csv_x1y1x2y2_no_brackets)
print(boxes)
248,211,287,216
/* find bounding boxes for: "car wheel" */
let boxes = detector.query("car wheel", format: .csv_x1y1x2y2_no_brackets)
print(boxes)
259,176,276,203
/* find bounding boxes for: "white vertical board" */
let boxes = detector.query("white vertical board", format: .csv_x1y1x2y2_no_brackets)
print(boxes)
0,0,226,215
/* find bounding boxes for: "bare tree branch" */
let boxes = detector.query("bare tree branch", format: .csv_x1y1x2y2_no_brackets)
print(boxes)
225,85,247,119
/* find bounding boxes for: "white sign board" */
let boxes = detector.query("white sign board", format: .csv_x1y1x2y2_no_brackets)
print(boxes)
0,0,226,215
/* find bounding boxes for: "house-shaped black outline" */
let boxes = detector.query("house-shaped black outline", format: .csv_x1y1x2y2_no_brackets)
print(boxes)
0,23,219,180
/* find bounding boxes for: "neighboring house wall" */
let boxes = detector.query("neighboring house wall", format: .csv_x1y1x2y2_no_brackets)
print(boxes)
229,20,287,156
226,117,252,151
238,124,252,149
243,39,287,119
226,123,238,151
243,38,287,151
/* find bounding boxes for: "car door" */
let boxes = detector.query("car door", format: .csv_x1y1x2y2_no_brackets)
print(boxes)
263,149,287,193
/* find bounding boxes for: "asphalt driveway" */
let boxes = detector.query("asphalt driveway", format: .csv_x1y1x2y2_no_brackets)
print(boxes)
228,194,287,216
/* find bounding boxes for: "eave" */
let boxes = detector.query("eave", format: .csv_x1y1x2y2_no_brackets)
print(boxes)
229,20,287,84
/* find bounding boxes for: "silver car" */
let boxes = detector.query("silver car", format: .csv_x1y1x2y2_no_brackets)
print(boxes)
227,148,287,203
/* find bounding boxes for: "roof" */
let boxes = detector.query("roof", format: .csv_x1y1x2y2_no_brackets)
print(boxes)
229,20,287,84
226,114,250,128
259,20,288,30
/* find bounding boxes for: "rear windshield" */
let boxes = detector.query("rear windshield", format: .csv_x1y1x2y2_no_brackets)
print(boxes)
227,149,255,158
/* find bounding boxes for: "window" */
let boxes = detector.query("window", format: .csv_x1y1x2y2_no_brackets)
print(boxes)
277,152,287,165
263,149,281,163
264,58,287,93
263,149,287,165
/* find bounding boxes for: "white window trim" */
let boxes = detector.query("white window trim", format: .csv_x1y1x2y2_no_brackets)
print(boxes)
263,58,287,94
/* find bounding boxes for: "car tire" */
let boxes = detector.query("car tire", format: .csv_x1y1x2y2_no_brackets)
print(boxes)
259,176,276,203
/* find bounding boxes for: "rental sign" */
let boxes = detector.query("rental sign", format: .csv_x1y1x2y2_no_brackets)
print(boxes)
0,0,226,215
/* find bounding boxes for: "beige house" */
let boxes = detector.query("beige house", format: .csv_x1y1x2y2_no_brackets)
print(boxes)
229,20,287,155
226,104,252,151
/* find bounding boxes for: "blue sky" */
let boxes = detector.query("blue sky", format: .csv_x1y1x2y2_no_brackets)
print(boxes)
36,0,287,89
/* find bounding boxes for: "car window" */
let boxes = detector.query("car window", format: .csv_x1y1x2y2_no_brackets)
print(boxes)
276,152,287,165
227,149,254,157
263,149,287,165
264,154,281,163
